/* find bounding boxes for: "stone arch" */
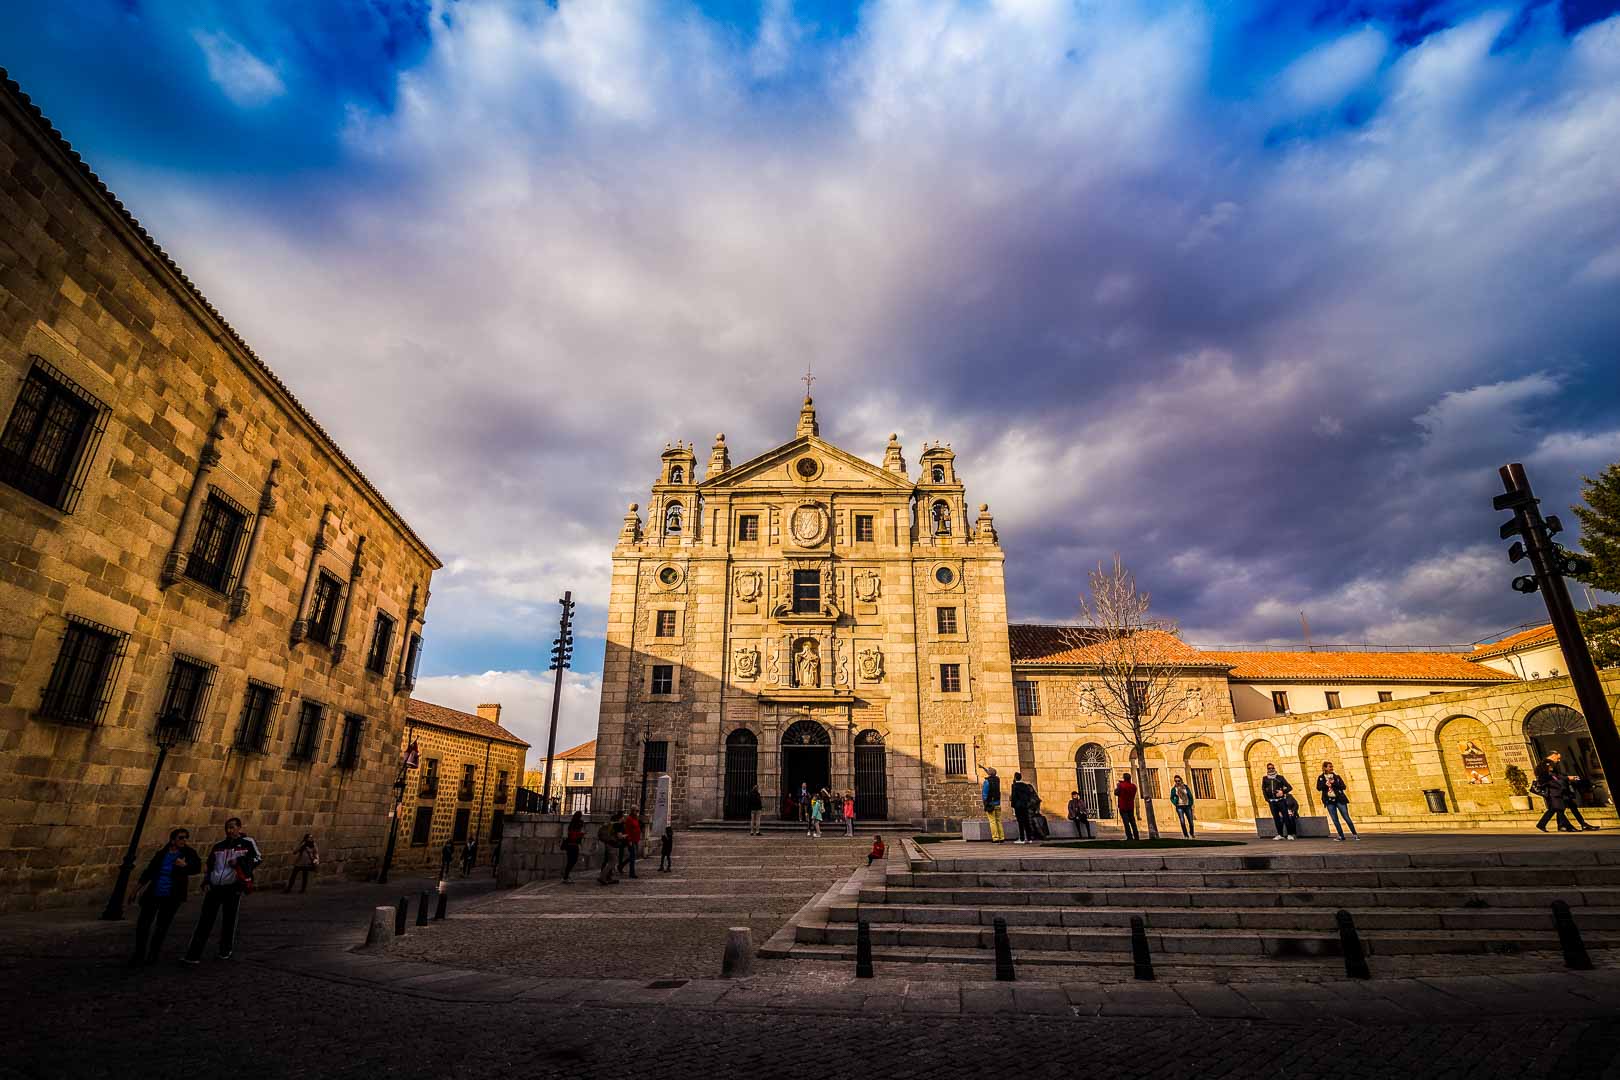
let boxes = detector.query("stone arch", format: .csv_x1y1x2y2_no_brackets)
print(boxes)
1436,715,1506,814
1523,704,1608,806
1244,739,1282,817
1297,732,1339,812
1074,742,1113,819
1364,723,1423,816
1182,742,1229,817
722,728,758,820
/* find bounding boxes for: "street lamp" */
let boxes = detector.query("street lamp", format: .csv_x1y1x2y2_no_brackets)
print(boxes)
378,739,418,885
101,710,185,921
541,592,575,814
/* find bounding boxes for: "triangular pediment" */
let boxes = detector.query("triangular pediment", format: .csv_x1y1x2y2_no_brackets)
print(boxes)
701,436,916,493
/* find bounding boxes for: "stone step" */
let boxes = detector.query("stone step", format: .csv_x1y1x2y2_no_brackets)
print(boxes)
827,902,1620,933
922,849,1620,873
893,866,1620,889
688,820,911,832
863,884,1620,908
776,942,1309,970
796,921,1620,957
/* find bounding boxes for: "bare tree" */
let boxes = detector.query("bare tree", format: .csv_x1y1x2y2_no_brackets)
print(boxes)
1063,556,1197,841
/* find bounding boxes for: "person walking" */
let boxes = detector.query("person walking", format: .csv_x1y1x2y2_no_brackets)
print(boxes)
1066,791,1091,839
182,817,261,964
809,793,825,838
597,813,622,885
1547,751,1601,831
461,838,479,876
285,833,319,893
979,765,1005,843
1535,758,1577,832
128,827,201,966
1169,776,1196,839
842,792,856,837
1115,773,1140,841
1010,772,1037,844
561,811,585,883
439,839,455,880
867,835,886,866
620,808,643,878
748,785,764,836
1315,761,1360,840
658,826,675,872
1262,764,1297,840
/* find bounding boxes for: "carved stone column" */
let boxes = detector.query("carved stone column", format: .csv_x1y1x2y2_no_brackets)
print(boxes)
289,504,333,645
229,459,280,620
161,407,229,587
329,535,366,664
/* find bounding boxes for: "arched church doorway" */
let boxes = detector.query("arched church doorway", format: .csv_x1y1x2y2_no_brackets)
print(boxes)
854,730,887,820
1075,743,1113,819
723,729,758,820
1526,705,1609,806
780,718,831,819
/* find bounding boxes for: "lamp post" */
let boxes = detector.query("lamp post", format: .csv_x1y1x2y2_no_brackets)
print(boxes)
101,711,184,921
541,592,575,814
378,739,419,885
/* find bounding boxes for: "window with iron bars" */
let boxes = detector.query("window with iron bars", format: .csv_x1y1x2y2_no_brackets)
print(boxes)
400,633,423,691
650,664,674,695
234,681,277,753
289,701,323,761
1015,680,1040,716
655,610,676,637
792,570,821,614
1137,768,1162,800
336,714,365,770
156,655,216,742
939,663,962,693
737,514,758,541
936,607,958,634
458,764,476,801
365,612,395,675
420,758,440,798
494,770,509,804
643,740,669,775
37,615,128,727
943,743,968,777
854,514,874,542
1190,768,1217,801
306,573,343,646
184,492,248,593
0,359,108,513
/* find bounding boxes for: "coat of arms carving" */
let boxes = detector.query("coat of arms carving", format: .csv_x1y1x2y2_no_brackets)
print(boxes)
789,503,827,546
734,645,760,681
735,569,763,602
858,646,885,682
853,570,880,603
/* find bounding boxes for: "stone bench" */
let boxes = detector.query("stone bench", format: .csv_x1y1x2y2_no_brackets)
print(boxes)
960,817,1096,841
1253,815,1334,838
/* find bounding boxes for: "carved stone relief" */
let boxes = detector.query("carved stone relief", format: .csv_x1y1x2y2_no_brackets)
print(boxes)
789,502,828,547
735,568,762,602
853,570,880,604
858,646,885,682
734,644,760,681
835,639,852,687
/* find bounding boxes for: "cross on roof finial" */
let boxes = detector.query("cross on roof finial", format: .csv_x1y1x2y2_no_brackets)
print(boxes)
801,366,815,394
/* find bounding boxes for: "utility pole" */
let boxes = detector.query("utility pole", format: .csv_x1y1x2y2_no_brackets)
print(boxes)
1494,462,1620,792
541,591,575,813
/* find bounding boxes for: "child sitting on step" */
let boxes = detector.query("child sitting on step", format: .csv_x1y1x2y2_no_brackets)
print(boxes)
867,836,886,867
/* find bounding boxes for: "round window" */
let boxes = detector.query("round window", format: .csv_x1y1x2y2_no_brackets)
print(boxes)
658,567,680,586
795,457,819,479
934,566,955,586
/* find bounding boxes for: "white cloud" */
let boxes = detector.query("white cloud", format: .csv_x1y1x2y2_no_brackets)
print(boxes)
1278,25,1387,111
192,30,285,107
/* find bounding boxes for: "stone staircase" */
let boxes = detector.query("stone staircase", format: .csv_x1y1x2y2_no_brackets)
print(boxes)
780,844,1620,971
689,818,911,834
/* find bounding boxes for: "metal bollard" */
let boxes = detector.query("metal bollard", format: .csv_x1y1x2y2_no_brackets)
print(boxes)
1335,910,1370,979
417,890,430,926
434,879,448,921
993,917,1015,982
721,926,754,978
1552,900,1593,970
856,920,874,979
1130,916,1154,981
395,896,409,936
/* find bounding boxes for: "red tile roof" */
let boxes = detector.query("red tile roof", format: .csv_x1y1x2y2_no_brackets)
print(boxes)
552,739,596,761
406,699,530,747
1197,651,1517,683
1010,625,1215,666
1467,624,1558,661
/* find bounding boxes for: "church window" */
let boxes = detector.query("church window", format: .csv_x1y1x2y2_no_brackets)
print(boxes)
795,456,820,479
931,464,945,484
651,665,674,695
664,502,683,535
737,515,758,541
1015,680,1040,716
655,610,676,637
669,465,683,484
854,514,874,542
1324,691,1341,710
936,607,957,634
792,570,821,614
934,566,955,586
931,501,951,535
939,663,961,693
658,566,680,586
943,743,967,777
1271,691,1289,714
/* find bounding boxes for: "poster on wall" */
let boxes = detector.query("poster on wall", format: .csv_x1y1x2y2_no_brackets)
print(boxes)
1459,740,1492,784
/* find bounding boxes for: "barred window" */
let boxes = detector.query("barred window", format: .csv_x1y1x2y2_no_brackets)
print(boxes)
643,740,669,774
1138,768,1162,800
0,360,108,512
792,570,820,614
1190,768,1217,801
939,663,961,694
402,633,423,690
234,681,277,753
185,492,248,592
366,613,395,675
944,742,968,777
409,806,433,845
854,514,874,542
458,764,476,801
1015,680,1040,716
37,616,127,726
290,701,323,761
494,770,509,804
157,655,215,742
307,573,343,646
420,758,440,798
337,714,365,770
936,607,958,634
737,515,758,541
655,610,676,637
651,664,674,695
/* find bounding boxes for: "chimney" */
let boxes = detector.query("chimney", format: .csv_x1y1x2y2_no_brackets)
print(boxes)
476,703,502,724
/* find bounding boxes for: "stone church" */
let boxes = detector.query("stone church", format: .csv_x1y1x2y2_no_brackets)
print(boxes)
594,396,1017,827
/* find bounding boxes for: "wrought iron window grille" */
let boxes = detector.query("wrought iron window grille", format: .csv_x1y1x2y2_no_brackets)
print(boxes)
0,357,109,513
36,614,128,727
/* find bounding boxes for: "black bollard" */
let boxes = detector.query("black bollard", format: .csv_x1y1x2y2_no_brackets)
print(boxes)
1130,916,1154,981
1335,910,1370,979
395,896,409,936
993,917,1015,982
434,882,448,921
856,920,874,979
1552,900,1593,970
417,890,430,926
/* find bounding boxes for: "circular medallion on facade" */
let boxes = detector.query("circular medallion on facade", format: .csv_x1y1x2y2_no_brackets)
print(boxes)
934,565,956,586
789,503,828,546
792,455,823,481
656,564,683,589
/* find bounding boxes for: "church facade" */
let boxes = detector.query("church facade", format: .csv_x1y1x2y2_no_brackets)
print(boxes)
594,397,1017,826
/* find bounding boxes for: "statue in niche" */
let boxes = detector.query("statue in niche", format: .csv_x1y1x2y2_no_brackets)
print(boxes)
734,645,760,681
795,640,820,688
858,647,885,682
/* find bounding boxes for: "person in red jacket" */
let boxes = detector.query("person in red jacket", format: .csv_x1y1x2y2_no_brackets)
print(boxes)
1114,774,1140,841
619,808,643,879
867,836,886,867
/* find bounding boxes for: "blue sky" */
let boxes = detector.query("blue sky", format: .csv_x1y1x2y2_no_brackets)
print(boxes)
4,0,1619,752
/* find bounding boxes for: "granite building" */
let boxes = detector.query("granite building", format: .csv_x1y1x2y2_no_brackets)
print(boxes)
394,700,528,871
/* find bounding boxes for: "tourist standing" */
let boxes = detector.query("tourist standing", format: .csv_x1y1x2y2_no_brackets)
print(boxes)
979,765,1005,843
868,835,886,866
1010,771,1037,844
1066,791,1091,839
748,785,764,836
842,792,856,837
1169,776,1196,839
182,817,261,964
128,827,200,966
798,782,811,822
597,813,621,884
1115,774,1140,841
562,811,585,883
1262,764,1297,840
1315,762,1359,841
810,793,825,838
659,826,675,872
285,833,318,893
1535,758,1577,832
461,838,479,876
620,808,643,878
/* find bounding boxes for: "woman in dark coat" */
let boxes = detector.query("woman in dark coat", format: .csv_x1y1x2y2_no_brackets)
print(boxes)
1535,759,1576,832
